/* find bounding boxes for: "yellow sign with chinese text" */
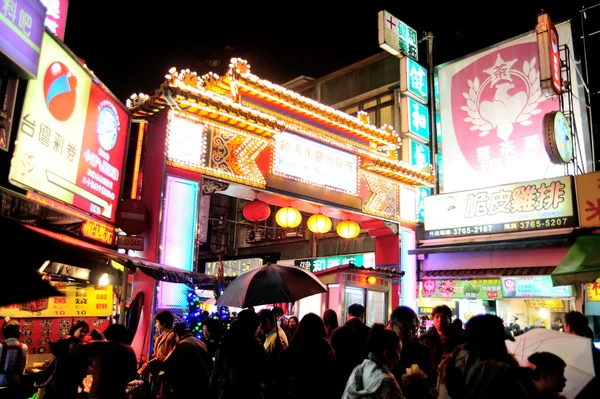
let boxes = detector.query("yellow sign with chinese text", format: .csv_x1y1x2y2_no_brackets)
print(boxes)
575,172,600,228
423,176,575,239
0,282,113,318
586,281,600,302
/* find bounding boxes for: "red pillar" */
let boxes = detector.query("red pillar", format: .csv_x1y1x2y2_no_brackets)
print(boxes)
362,221,400,308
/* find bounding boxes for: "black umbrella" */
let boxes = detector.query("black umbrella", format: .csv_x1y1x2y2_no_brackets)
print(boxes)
215,263,327,308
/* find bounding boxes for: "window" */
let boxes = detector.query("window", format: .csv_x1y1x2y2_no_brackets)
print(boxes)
342,92,395,128
366,290,387,326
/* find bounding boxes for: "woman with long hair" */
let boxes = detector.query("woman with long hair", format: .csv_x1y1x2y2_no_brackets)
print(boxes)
322,309,339,338
275,313,336,399
342,323,405,399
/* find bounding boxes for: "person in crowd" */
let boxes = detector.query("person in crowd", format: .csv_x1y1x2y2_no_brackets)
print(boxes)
163,323,213,399
322,309,339,338
275,313,336,399
420,305,466,377
563,311,599,399
342,323,405,399
139,310,178,399
259,309,288,396
452,319,463,330
439,314,532,399
89,329,106,342
527,352,567,399
208,309,266,399
44,320,90,399
0,320,28,399
331,304,371,394
388,306,435,399
287,316,299,340
201,318,223,359
71,324,137,399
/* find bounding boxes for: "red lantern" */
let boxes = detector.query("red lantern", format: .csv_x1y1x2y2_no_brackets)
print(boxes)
243,199,271,222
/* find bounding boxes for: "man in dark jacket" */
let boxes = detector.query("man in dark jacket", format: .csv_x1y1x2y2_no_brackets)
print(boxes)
419,305,466,378
331,304,370,394
388,306,435,399
163,323,213,398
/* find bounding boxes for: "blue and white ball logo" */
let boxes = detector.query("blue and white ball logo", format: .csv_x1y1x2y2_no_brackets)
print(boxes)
97,100,120,151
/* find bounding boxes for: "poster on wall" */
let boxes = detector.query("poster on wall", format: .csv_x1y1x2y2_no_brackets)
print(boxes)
9,32,130,222
436,22,590,193
501,276,572,298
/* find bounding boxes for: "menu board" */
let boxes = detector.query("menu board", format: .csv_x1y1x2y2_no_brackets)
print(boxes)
421,279,503,300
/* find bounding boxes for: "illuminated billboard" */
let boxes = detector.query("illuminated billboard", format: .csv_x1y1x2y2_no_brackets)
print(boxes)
10,32,130,222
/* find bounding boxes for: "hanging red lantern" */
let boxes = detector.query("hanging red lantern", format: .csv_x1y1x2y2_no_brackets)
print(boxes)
243,199,271,222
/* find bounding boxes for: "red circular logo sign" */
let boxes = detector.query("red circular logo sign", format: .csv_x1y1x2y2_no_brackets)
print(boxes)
43,62,78,122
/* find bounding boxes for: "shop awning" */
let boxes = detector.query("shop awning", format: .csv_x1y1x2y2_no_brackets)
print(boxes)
410,235,572,255
420,266,556,280
551,235,600,286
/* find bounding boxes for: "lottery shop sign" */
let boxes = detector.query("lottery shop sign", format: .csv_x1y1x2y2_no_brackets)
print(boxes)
9,32,130,223
424,176,575,239
0,282,113,318
420,279,503,300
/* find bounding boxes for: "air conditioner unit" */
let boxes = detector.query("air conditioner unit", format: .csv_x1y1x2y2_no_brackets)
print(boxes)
245,228,266,244
285,231,305,239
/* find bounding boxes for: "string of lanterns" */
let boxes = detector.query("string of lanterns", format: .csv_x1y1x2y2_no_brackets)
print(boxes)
242,199,361,239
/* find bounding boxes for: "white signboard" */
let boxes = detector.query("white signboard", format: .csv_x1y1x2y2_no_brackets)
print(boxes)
273,132,358,194
436,22,590,193
167,113,205,167
377,10,418,60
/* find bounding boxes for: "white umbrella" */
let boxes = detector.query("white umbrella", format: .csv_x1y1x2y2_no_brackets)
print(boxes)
505,328,595,399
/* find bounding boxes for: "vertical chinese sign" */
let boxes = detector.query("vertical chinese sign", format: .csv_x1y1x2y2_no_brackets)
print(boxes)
40,0,69,40
8,32,130,224
575,172,600,228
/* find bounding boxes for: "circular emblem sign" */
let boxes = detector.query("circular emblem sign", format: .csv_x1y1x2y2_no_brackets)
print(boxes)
116,199,149,235
543,111,573,164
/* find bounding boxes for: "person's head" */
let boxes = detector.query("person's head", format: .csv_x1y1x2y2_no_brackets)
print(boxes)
172,322,191,342
235,309,261,337
452,318,463,330
202,318,223,342
512,323,521,332
389,306,419,346
288,316,299,332
289,313,329,353
432,305,452,333
564,311,590,337
348,304,366,322
89,329,106,341
528,352,567,393
272,306,285,321
259,309,276,333
69,320,90,340
465,314,516,365
2,321,21,339
154,310,175,332
368,323,402,369
322,309,339,331
104,324,131,344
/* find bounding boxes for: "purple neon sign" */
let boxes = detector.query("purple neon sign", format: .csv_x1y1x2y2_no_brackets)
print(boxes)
0,0,45,78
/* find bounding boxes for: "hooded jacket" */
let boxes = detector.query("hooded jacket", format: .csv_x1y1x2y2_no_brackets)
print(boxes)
342,354,406,399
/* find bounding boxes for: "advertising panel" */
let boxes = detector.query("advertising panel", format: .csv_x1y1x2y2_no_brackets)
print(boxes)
436,22,590,193
9,32,130,222
41,0,69,40
377,10,418,60
273,132,358,194
401,96,429,143
424,176,575,239
421,279,503,300
501,276,572,298
586,281,600,302
400,57,428,103
574,172,600,228
0,0,45,78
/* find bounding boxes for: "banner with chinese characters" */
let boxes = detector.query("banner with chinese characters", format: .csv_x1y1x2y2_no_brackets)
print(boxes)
295,253,375,273
424,176,575,239
501,276,573,298
8,32,130,223
0,282,113,318
0,317,109,354
586,281,600,302
436,22,591,193
420,279,503,300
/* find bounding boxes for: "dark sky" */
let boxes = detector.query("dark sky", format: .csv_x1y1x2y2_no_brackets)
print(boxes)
64,1,596,103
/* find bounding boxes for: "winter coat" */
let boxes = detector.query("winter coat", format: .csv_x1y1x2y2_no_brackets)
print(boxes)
331,318,371,392
419,327,466,377
163,333,213,399
342,353,406,399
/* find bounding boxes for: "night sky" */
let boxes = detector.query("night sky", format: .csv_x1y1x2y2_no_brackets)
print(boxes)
64,1,595,103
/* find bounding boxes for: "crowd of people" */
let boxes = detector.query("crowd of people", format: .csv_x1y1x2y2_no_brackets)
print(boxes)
0,305,599,399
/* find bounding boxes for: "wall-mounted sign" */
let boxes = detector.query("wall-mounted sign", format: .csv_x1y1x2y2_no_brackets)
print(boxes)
536,12,561,97
416,187,430,222
401,96,429,143
377,10,418,60
273,132,358,194
575,172,600,228
586,281,600,302
403,137,430,170
41,0,69,41
9,32,130,222
167,113,205,167
295,253,375,273
0,0,45,78
424,176,575,239
400,57,428,104
117,235,144,251
543,111,572,164
421,279,503,300
502,276,572,298
205,258,263,277
0,282,113,318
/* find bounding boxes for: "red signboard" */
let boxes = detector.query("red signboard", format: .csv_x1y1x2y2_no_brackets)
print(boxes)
536,12,561,97
41,0,70,41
